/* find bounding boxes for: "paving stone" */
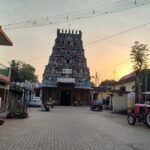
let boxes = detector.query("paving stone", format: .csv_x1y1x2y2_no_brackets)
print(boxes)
0,107,149,150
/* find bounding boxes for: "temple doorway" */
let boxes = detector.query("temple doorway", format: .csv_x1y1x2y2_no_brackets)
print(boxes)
60,90,71,106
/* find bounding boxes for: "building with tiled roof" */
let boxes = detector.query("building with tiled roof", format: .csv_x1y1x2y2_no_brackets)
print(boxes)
0,26,13,112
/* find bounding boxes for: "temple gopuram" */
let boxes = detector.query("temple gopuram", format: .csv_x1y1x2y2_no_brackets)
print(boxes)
42,29,92,106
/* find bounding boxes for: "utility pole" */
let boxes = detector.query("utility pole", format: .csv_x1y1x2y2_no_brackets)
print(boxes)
95,72,99,87
113,70,116,81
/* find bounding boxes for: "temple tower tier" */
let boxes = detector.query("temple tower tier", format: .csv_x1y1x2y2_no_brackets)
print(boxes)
42,29,92,106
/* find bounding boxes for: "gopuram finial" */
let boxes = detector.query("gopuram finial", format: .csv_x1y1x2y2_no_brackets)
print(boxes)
79,30,82,38
57,28,60,35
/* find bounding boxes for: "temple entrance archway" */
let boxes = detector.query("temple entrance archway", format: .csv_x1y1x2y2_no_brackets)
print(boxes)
60,90,71,106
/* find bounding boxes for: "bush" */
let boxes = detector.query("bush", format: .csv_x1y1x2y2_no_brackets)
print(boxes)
7,112,28,119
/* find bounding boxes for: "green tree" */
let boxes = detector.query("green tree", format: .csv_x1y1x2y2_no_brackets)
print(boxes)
141,69,150,92
100,79,116,86
130,41,149,71
130,41,149,102
9,60,38,82
9,60,20,82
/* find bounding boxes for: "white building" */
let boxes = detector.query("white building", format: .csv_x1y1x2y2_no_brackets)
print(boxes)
112,72,135,113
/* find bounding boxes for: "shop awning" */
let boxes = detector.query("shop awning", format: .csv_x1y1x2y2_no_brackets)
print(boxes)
0,74,10,82
0,26,13,46
0,64,10,83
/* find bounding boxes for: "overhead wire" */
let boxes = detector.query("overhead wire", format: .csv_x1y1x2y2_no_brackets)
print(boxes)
100,71,115,81
5,0,126,25
84,32,130,47
10,21,150,72
0,3,21,21
86,21,150,46
3,0,150,30
16,0,44,18
15,0,57,33
1,0,150,80
97,58,131,81
98,58,130,72
24,55,49,62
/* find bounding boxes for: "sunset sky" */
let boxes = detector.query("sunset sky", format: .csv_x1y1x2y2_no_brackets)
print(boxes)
0,0,150,83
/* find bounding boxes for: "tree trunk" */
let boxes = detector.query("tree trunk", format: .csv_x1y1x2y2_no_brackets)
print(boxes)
135,72,141,103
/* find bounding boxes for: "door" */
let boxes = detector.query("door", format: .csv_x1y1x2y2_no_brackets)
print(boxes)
60,90,71,106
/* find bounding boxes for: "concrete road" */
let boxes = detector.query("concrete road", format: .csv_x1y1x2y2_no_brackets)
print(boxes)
0,107,149,150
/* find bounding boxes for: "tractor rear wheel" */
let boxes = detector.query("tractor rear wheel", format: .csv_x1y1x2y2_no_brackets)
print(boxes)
146,113,150,128
128,114,136,125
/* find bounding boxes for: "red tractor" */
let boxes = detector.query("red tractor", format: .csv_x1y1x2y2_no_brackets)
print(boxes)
128,102,150,128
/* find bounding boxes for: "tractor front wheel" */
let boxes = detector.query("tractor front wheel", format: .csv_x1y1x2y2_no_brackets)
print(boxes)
146,113,150,128
128,114,136,125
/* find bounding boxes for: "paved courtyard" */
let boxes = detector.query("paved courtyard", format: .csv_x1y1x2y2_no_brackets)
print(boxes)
0,106,150,150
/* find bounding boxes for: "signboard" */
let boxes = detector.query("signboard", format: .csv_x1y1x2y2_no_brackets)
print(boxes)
62,69,72,74
57,78,75,83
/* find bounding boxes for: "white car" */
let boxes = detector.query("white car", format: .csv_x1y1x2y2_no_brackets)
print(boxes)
28,97,42,107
